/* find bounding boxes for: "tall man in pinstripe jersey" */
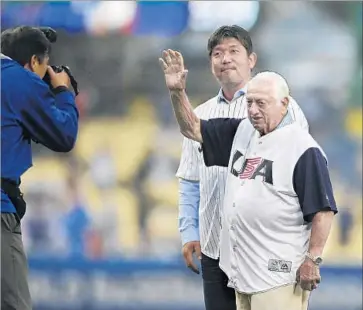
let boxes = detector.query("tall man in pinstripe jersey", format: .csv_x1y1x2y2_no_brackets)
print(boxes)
160,25,308,310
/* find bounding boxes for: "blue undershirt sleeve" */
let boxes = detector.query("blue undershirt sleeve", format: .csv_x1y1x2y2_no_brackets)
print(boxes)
178,179,200,245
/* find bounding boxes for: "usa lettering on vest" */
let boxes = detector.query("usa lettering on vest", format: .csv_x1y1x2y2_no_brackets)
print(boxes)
231,152,274,185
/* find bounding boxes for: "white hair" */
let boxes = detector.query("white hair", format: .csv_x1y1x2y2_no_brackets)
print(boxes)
249,71,290,100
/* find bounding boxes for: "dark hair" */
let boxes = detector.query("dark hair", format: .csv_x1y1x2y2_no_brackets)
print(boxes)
1,26,51,66
207,25,253,57
1,28,15,54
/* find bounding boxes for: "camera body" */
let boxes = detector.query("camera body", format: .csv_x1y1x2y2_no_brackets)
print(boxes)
43,65,79,96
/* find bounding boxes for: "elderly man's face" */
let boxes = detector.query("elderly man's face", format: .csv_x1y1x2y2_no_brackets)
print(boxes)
246,80,288,135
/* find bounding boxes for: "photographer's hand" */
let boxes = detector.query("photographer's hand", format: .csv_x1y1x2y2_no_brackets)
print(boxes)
47,66,71,89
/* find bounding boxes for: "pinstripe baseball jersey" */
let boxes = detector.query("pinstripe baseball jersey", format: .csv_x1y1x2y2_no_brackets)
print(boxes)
176,91,309,259
200,118,337,293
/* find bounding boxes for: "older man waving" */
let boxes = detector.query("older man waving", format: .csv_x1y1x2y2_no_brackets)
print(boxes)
160,49,337,310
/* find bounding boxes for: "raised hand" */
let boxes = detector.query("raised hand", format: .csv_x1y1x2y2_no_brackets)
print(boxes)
159,49,188,91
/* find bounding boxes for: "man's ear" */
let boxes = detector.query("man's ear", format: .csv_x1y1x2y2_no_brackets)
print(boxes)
282,96,289,107
249,52,257,70
29,55,38,71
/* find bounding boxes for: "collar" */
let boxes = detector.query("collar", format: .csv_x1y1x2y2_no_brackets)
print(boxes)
217,87,246,104
1,53,11,60
276,109,294,129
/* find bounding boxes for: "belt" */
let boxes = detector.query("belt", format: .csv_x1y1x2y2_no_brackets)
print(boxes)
1,178,26,220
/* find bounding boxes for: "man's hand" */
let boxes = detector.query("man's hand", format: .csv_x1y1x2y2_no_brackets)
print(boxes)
182,241,202,274
47,66,71,89
159,49,188,91
296,258,321,291
159,49,201,142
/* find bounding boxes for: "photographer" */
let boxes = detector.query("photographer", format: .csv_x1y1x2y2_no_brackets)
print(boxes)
1,26,79,310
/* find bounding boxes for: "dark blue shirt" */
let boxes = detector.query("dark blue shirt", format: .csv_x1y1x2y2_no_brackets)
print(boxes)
200,118,338,222
1,57,79,213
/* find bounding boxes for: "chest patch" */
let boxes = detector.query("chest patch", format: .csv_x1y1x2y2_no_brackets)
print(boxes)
230,151,274,185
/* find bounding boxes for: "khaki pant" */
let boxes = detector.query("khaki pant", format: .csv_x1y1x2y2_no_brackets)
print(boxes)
236,284,310,310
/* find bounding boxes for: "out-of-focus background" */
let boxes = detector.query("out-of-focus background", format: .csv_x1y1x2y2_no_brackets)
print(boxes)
1,1,362,309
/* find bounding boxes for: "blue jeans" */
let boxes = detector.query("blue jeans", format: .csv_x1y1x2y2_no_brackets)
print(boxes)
201,253,236,310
